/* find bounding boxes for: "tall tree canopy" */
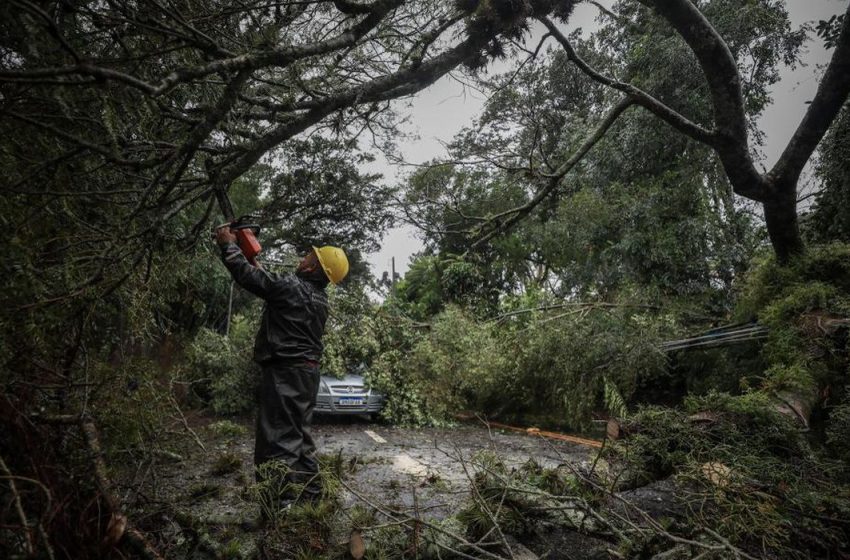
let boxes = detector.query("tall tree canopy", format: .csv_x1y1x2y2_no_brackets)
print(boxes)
402,0,850,269
402,0,824,316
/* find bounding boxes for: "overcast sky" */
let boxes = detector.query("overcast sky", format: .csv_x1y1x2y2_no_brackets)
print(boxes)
365,0,848,281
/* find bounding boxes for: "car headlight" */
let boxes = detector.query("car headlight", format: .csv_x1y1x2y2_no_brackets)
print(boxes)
318,380,330,395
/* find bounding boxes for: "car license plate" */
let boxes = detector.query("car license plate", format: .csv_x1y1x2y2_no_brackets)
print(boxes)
338,397,364,406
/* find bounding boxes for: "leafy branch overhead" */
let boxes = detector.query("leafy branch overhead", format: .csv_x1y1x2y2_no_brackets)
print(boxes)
1,0,565,309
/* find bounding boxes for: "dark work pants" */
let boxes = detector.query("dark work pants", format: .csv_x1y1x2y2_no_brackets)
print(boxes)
254,362,321,500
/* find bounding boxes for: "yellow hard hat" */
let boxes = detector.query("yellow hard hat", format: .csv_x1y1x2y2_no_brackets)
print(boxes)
312,245,349,284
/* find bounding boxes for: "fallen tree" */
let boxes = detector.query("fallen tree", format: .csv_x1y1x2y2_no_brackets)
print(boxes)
598,392,850,558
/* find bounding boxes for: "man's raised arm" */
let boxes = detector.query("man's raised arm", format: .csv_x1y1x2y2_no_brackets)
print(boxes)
216,226,276,299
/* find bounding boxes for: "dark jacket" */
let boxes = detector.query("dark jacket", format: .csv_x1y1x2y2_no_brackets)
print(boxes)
220,243,329,364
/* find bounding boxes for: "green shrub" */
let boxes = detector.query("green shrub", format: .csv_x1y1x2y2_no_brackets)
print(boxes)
320,284,444,425
322,285,386,378
405,306,507,419
608,392,850,557
210,452,243,476
736,242,850,409
368,303,670,429
94,357,180,457
826,402,850,463
208,420,249,439
495,306,670,428
367,348,435,427
184,314,259,415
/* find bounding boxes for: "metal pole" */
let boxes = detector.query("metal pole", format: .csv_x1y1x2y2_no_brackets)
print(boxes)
225,281,234,337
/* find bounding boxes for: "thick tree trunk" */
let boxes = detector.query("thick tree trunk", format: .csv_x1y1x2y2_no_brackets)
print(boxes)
638,0,850,264
763,193,805,264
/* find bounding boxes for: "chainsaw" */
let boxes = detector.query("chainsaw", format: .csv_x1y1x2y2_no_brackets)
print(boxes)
213,186,262,265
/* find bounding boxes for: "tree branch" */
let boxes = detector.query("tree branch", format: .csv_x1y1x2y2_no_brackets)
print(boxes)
215,30,495,189
539,16,715,144
0,0,403,96
638,0,766,201
471,97,635,250
767,2,850,193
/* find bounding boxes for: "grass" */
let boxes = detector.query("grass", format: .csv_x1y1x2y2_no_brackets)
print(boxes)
186,482,224,502
210,452,243,476
208,420,249,439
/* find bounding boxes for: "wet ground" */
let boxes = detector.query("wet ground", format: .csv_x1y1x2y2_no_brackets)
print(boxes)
136,415,612,558
314,416,593,514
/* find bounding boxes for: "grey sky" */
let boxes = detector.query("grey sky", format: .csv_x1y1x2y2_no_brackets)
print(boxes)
366,0,847,280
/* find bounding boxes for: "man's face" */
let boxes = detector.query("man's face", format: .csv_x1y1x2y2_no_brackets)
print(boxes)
297,250,319,273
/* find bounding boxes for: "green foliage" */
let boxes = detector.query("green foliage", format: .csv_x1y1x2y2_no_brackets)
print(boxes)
816,13,847,50
261,137,396,258
609,392,850,557
807,103,850,244
398,0,801,317
603,376,629,419
207,420,249,439
737,243,850,316
322,285,385,378
495,306,670,428
363,524,410,560
392,253,499,320
392,255,446,320
371,303,670,428
319,283,442,426
250,461,293,523
210,452,243,476
367,347,435,427
458,452,588,544
251,457,346,558
404,306,506,419
187,483,225,502
185,314,260,416
826,402,850,463
93,357,181,457
736,243,850,395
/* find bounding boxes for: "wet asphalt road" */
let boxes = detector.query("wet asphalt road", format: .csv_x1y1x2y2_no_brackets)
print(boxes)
314,416,593,477
145,415,606,559
156,415,595,524
312,416,593,517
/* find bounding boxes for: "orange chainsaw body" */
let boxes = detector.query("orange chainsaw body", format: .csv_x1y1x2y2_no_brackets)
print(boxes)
235,228,261,264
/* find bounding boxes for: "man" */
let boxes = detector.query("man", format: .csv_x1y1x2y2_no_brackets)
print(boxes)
215,226,349,506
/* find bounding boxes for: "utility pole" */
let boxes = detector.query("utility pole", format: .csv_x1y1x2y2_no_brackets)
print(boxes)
391,257,397,287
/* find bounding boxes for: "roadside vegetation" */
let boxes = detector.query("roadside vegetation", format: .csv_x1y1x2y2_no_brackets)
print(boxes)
2,0,849,558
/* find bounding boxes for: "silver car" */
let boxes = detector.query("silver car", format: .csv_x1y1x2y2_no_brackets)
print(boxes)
315,373,384,418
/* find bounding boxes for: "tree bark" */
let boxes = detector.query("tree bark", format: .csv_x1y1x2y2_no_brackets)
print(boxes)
636,0,850,261
763,192,805,264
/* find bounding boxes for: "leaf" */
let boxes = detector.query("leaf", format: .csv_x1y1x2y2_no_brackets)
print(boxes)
349,529,366,559
603,376,628,419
